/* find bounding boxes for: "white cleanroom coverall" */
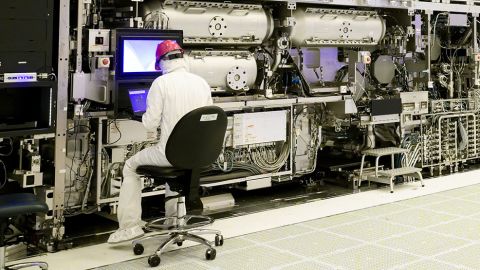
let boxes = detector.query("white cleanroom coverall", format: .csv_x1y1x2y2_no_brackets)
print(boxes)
114,58,212,236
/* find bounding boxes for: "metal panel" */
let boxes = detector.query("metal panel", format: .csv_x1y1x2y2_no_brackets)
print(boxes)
262,0,480,13
53,0,70,234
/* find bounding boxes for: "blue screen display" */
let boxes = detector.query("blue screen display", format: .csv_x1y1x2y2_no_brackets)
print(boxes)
128,89,149,113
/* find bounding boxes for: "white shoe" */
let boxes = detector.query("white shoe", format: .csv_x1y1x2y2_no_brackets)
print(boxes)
108,225,145,244
137,220,147,228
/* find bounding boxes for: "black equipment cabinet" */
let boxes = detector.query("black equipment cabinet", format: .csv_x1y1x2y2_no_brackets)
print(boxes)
0,0,56,137
0,0,54,74
0,82,57,137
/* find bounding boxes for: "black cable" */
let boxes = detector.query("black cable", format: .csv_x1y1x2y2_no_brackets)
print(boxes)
76,142,91,178
67,124,92,179
66,119,81,210
260,46,274,59
107,118,122,144
0,159,7,190
382,14,401,26
289,50,311,97
0,138,13,157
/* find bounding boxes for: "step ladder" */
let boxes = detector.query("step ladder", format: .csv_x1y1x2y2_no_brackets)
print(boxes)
358,147,424,193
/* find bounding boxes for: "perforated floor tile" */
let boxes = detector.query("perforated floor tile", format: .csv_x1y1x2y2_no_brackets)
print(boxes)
279,260,335,270
429,218,480,241
450,184,480,194
97,257,209,270
395,259,463,270
461,184,480,192
424,199,480,217
172,237,254,257
349,203,408,217
381,208,457,227
92,183,480,270
436,244,480,269
301,212,366,230
205,245,301,270
378,231,468,257
243,224,312,243
212,237,255,252
326,219,412,242
320,244,418,270
269,231,362,257
436,188,475,198
395,194,450,207
471,212,480,220
459,194,480,204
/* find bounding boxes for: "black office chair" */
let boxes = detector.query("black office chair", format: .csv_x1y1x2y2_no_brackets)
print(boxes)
132,106,227,267
0,193,48,270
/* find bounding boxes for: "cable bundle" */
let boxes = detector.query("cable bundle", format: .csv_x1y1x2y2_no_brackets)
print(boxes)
250,143,290,172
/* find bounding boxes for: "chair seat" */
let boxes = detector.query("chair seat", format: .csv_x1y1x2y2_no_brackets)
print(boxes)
0,193,48,218
136,166,188,178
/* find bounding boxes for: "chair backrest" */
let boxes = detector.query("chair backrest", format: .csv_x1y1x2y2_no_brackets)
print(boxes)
165,106,227,169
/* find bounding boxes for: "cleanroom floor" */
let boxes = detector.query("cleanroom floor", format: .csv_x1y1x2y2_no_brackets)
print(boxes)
93,183,480,270
11,168,480,269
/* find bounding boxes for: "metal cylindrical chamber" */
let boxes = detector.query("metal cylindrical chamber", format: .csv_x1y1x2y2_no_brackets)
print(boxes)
185,51,257,92
290,8,386,47
145,1,274,45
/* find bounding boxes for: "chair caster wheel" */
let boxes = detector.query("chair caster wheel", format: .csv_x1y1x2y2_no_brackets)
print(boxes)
205,248,216,260
422,185,425,187
148,255,161,267
176,241,183,247
390,191,394,193
133,243,144,255
215,234,224,246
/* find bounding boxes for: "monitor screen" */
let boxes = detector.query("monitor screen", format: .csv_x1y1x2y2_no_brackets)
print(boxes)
122,39,180,73
115,29,183,80
128,89,149,113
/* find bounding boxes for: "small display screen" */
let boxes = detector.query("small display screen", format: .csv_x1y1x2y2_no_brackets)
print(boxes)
128,89,149,113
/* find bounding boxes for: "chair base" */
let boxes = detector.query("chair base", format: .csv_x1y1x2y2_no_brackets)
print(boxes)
0,246,48,270
132,216,223,267
145,215,214,231
4,262,49,270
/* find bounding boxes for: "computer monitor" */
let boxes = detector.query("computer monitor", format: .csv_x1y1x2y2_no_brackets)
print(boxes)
114,29,183,80
128,89,149,113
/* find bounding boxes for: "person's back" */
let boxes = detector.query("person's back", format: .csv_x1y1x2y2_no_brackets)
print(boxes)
156,70,212,152
142,62,213,159
108,41,213,244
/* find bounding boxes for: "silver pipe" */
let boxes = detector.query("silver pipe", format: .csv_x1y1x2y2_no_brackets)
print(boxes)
427,12,432,84
76,0,85,73
0,246,5,270
272,50,283,72
474,14,479,86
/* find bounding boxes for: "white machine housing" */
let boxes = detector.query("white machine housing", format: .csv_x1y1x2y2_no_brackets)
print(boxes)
290,8,386,47
105,120,158,146
186,51,257,92
145,0,274,45
400,91,429,115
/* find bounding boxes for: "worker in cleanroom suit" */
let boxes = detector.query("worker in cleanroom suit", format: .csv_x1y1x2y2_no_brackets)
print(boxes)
108,41,213,244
